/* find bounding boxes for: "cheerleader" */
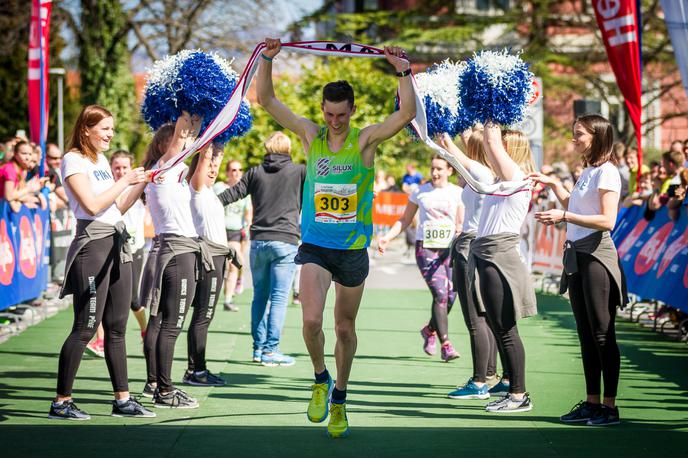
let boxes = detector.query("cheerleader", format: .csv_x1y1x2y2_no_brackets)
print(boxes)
530,114,626,426
141,112,210,408
438,130,511,399
50,105,154,420
470,122,537,413
183,144,237,386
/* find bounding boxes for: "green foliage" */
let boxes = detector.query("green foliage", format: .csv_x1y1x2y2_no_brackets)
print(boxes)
0,0,78,145
79,0,141,154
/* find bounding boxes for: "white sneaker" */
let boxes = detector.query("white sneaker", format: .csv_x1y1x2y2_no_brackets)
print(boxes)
485,393,533,413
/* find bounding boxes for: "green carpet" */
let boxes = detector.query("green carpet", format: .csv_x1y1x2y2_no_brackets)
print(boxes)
0,290,686,457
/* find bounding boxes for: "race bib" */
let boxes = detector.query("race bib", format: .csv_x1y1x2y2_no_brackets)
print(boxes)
423,220,454,248
314,183,357,223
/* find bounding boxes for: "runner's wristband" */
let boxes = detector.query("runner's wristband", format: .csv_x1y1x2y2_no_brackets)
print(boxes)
395,68,411,77
261,54,273,62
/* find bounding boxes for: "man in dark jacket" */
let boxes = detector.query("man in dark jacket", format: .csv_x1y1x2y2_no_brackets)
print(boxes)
218,131,305,366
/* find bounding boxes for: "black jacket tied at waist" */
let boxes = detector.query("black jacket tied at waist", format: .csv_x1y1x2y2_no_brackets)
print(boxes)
467,232,538,321
60,219,132,298
146,233,214,316
560,231,628,309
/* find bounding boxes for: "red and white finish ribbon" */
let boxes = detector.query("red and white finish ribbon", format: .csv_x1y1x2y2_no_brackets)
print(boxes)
152,41,530,196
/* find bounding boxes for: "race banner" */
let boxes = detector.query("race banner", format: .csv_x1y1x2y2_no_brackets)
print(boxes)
372,191,408,227
28,0,52,174
592,0,643,179
660,0,688,97
0,201,50,310
612,204,688,313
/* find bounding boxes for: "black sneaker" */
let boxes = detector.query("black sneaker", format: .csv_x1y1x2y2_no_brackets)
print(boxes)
112,396,156,418
560,401,600,423
183,370,226,387
153,388,199,409
587,404,620,426
48,400,91,420
142,382,157,398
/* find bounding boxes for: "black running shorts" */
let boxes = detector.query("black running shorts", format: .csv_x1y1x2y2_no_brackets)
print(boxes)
295,243,369,287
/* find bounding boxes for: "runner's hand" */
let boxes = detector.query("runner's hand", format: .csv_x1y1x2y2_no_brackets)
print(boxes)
263,38,282,59
377,237,390,255
383,46,409,72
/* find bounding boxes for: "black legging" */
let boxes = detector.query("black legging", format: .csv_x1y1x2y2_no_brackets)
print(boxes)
143,252,197,392
567,252,620,398
187,255,226,373
57,235,132,396
130,247,145,311
476,257,526,393
454,253,508,382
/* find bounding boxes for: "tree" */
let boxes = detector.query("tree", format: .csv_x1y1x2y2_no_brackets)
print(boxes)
294,0,682,164
127,0,277,62
72,0,141,152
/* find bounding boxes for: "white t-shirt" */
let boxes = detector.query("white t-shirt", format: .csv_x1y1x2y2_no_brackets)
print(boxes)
567,162,621,242
123,199,146,251
409,182,463,245
461,160,494,233
61,152,122,226
145,162,197,238
191,184,228,245
477,170,532,238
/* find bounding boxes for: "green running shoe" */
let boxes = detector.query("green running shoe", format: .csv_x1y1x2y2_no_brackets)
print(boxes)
307,375,334,423
327,402,350,438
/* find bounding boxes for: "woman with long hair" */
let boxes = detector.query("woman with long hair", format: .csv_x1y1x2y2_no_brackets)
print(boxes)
438,129,511,399
530,114,626,426
50,105,154,420
470,123,537,413
141,112,209,408
378,155,463,362
183,144,236,386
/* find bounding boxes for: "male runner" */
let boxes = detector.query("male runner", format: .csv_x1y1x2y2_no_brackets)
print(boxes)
256,37,416,438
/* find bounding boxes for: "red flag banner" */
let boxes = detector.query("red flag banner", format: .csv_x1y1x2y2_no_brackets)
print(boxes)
592,0,642,175
28,0,52,147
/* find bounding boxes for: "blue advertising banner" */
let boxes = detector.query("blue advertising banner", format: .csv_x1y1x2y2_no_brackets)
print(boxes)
613,205,688,312
0,201,50,310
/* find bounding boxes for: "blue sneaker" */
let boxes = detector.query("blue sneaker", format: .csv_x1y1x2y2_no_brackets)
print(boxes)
489,379,510,396
252,349,262,363
261,351,295,367
448,378,490,400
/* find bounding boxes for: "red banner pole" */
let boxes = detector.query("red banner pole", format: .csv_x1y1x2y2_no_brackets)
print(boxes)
28,0,52,171
592,0,643,175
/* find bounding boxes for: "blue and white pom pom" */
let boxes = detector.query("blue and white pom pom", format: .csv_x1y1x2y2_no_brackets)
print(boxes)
141,50,252,144
414,60,470,137
459,49,534,126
